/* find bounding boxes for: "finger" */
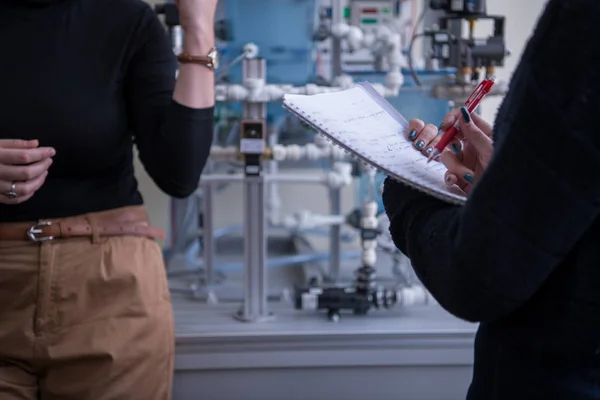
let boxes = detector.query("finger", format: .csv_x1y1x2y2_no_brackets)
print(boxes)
0,158,53,182
0,139,39,149
0,192,35,205
0,147,55,166
413,123,438,152
0,171,48,199
440,109,493,138
470,112,493,137
439,109,460,131
447,138,463,158
457,107,494,160
444,170,469,192
406,119,425,141
444,171,458,187
426,126,465,156
440,149,476,187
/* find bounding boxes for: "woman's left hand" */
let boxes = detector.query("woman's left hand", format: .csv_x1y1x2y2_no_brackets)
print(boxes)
175,0,218,33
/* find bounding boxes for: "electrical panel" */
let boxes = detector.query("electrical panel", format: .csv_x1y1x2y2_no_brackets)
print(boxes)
350,1,395,31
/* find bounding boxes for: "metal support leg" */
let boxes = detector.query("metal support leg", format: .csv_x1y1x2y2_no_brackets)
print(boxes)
202,184,216,290
327,167,342,283
234,56,273,322
331,0,344,78
235,176,272,322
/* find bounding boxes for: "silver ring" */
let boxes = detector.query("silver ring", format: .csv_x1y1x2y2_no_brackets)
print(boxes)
6,182,17,199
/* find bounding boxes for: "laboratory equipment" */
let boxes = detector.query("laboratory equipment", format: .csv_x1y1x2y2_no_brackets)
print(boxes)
156,0,509,324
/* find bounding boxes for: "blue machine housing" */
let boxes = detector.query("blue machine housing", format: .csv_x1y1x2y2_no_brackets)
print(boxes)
223,0,318,86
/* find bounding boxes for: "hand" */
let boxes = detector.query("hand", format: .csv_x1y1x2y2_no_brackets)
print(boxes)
406,107,494,194
174,0,218,34
0,139,55,205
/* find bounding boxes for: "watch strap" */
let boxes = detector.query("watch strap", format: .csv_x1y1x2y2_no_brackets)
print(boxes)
177,52,215,70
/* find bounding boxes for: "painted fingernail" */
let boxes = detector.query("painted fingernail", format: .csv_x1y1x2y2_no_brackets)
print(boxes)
445,175,452,183
408,129,417,140
464,173,475,184
415,140,425,149
460,107,471,124
451,143,461,154
425,147,433,155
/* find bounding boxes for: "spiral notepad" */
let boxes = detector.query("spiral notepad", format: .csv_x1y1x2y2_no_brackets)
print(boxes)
282,82,467,205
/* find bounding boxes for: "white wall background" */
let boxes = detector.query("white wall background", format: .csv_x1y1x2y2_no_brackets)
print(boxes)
476,0,547,121
136,0,548,233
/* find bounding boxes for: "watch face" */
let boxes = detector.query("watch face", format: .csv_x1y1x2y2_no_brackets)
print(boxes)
209,48,219,69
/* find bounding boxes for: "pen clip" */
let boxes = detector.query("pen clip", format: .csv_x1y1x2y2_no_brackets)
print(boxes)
465,80,486,108
465,78,495,109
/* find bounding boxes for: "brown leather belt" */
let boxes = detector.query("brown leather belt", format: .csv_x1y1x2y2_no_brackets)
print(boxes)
0,206,166,242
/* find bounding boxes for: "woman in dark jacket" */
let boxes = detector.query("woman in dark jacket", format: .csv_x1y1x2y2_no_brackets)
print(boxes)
382,0,600,398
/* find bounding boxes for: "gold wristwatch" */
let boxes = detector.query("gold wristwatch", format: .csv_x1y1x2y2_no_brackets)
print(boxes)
177,47,219,71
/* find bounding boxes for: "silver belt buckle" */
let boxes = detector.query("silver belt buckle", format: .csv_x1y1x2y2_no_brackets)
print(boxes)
27,221,54,242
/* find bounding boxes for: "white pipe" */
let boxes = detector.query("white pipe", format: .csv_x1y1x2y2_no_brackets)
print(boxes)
200,174,326,184
208,142,348,163
198,165,353,189
329,22,406,93
396,285,437,306
275,211,347,231
215,79,400,102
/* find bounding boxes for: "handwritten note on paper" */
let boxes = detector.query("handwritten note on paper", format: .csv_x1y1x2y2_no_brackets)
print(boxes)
284,84,467,204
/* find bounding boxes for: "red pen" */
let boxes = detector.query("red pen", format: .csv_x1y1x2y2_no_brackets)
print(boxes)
426,76,496,163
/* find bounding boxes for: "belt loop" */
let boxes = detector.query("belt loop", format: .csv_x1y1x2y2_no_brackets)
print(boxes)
85,214,100,244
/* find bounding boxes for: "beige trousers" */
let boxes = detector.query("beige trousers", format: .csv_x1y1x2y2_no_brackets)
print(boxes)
0,210,174,400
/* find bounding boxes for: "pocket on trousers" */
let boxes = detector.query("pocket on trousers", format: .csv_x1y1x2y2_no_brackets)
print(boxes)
51,236,170,328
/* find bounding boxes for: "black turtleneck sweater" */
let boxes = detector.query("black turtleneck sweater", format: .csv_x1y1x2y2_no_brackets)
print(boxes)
0,0,214,222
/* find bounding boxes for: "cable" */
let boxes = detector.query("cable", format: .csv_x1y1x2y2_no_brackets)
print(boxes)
407,6,428,87
407,32,427,87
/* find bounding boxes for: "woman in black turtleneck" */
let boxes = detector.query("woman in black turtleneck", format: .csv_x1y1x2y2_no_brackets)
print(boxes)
383,0,600,399
0,0,215,399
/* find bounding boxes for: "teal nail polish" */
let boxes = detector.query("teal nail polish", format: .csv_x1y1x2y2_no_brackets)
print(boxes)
460,107,471,124
451,143,461,154
464,173,475,184
415,140,425,149
408,129,417,140
425,147,433,155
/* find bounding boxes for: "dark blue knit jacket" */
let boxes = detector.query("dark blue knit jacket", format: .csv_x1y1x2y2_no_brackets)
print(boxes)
383,1,600,398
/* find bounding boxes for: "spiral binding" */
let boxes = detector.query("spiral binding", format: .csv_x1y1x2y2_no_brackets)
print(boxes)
282,101,466,206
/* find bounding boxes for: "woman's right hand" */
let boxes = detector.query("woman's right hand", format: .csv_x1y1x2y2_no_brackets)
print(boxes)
0,139,55,204
406,107,494,194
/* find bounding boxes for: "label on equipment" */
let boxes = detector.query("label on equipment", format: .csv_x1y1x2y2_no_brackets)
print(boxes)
301,293,318,310
240,138,265,154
